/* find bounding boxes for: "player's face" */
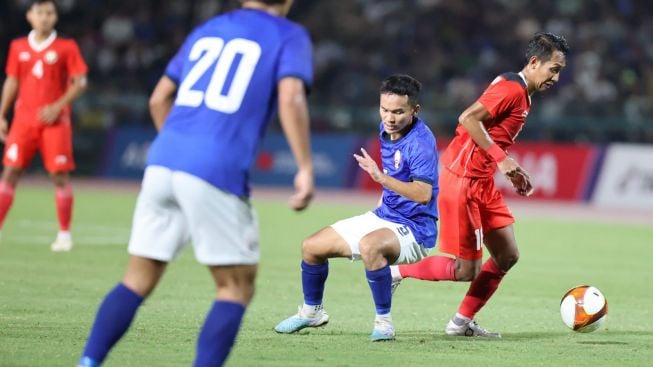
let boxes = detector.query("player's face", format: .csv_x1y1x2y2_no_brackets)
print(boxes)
532,50,566,92
27,2,58,33
379,93,419,139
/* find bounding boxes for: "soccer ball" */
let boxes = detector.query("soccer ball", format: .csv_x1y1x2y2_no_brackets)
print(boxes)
560,285,608,333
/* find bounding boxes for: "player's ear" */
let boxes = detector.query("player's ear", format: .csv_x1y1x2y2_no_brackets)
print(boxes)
528,56,540,70
413,104,421,115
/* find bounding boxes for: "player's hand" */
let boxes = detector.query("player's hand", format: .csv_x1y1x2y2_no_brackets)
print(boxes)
288,167,313,211
510,170,534,196
498,157,534,196
39,103,63,124
0,116,8,142
354,148,384,184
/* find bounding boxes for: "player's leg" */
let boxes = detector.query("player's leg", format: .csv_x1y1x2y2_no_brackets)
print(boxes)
359,228,402,341
360,218,431,341
392,171,476,284
79,256,168,367
446,178,515,338
275,225,351,333
49,172,74,251
0,121,37,233
168,170,259,365
194,264,256,367
41,121,75,251
79,166,187,366
0,166,23,232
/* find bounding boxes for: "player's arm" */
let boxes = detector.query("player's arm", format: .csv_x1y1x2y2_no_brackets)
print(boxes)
0,76,19,141
459,101,533,196
148,76,177,131
39,74,87,124
354,148,432,205
277,76,313,211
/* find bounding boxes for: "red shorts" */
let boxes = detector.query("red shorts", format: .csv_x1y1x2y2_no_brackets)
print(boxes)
438,168,514,260
3,118,75,173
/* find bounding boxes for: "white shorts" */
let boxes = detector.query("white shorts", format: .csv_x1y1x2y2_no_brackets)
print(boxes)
128,166,259,266
330,211,430,265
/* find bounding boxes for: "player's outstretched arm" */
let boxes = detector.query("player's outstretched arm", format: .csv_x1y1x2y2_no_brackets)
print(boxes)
277,76,313,211
39,74,87,124
0,76,18,141
354,148,432,205
148,76,177,131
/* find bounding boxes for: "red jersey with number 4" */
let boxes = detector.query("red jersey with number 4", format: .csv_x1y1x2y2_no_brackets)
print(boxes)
441,72,531,178
5,31,87,124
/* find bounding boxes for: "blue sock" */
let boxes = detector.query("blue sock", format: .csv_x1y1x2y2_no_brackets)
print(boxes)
301,260,328,305
194,300,245,367
81,283,144,364
366,266,392,315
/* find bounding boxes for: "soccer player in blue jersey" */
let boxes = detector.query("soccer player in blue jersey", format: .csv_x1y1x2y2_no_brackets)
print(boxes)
275,74,439,341
78,1,313,366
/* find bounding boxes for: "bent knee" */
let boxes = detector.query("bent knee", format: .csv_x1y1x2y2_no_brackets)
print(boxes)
496,252,519,272
301,236,320,259
357,240,376,259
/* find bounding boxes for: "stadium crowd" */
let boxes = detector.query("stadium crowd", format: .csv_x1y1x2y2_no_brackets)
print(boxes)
1,0,652,142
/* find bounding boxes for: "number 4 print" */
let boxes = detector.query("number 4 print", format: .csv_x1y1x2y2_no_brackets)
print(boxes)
32,59,43,79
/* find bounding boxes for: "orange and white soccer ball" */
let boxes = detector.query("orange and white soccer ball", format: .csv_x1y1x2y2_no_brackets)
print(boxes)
560,285,608,333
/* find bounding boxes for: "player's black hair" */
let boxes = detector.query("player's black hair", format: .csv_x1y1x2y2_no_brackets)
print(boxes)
525,32,569,63
29,0,58,11
380,74,421,106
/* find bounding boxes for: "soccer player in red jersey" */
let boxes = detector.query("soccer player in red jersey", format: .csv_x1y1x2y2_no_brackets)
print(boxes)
391,32,569,337
0,0,88,251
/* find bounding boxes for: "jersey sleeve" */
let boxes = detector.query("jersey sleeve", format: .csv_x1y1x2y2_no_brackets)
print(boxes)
277,25,313,89
408,138,439,185
477,80,522,118
164,34,195,84
5,41,19,77
66,40,88,76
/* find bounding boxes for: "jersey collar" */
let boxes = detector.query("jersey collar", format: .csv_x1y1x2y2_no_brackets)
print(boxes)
518,71,532,104
28,30,57,52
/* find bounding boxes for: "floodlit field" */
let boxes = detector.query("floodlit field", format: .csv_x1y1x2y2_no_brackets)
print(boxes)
1,184,652,367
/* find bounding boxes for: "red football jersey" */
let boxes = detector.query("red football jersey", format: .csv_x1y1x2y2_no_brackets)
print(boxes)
441,72,531,178
5,31,88,124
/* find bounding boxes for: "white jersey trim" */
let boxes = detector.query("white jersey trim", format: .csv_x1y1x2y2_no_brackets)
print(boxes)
28,30,57,52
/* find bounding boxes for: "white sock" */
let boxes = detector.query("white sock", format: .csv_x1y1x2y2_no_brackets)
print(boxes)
301,303,322,318
390,265,402,281
375,313,392,322
454,312,472,324
57,231,72,241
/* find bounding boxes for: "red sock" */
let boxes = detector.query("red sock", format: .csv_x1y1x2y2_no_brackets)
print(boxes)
0,181,15,229
458,258,506,319
55,185,73,231
398,256,456,281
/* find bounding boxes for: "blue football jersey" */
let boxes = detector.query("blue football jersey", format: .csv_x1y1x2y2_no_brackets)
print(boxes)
147,9,313,197
373,118,439,248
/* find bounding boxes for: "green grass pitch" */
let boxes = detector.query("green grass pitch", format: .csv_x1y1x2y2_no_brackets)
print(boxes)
0,185,652,366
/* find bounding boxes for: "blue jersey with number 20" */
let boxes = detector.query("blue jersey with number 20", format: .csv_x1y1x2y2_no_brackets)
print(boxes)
146,9,313,197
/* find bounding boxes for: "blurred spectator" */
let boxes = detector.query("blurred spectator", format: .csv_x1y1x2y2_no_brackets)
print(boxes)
1,0,652,142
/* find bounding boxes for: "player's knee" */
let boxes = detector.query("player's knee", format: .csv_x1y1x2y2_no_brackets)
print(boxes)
216,274,256,304
357,240,378,261
498,251,519,272
301,236,319,259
